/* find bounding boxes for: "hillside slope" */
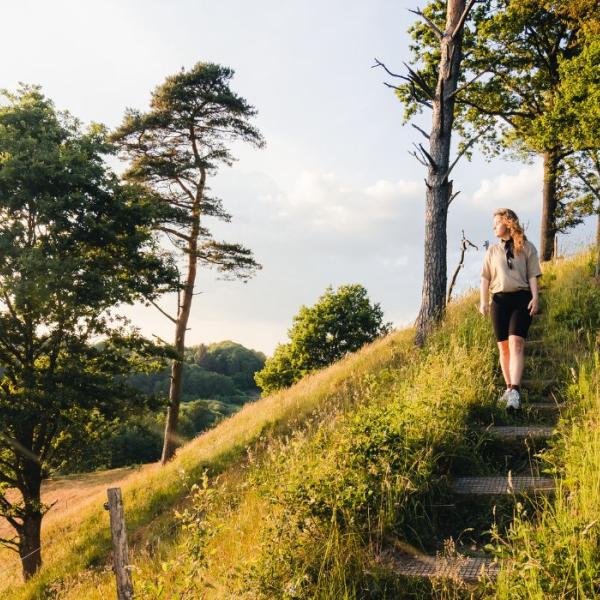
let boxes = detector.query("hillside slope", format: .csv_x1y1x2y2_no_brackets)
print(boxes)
4,248,600,599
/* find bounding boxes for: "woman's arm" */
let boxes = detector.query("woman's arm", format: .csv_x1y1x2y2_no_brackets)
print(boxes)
528,276,539,315
480,276,490,315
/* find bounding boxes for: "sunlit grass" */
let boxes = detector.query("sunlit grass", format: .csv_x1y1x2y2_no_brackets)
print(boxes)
6,247,599,599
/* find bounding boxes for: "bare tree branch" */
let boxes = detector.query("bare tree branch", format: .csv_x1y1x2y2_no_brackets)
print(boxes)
371,58,403,79
443,125,492,182
149,299,178,324
448,190,461,206
408,7,444,40
411,123,430,140
451,0,478,40
409,150,429,167
403,62,435,99
448,62,495,99
159,226,193,243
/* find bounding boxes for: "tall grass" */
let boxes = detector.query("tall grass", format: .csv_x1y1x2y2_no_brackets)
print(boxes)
4,324,417,598
489,250,600,599
6,248,598,599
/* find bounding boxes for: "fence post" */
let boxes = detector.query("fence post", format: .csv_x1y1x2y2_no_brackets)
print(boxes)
104,487,134,600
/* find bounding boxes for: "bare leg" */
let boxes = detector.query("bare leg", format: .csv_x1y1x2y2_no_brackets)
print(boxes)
508,335,525,385
497,340,511,387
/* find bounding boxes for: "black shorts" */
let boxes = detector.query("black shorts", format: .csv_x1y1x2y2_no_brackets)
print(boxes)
490,289,533,342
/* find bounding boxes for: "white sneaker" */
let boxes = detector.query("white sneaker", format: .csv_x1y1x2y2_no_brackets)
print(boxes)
498,388,511,404
505,389,521,411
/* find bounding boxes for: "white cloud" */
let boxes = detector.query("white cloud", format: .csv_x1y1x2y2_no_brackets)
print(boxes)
470,163,543,214
256,170,422,238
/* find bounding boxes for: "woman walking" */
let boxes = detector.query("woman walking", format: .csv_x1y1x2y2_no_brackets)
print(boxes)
479,208,543,411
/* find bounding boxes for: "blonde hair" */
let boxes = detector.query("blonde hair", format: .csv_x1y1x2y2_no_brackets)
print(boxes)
493,208,527,255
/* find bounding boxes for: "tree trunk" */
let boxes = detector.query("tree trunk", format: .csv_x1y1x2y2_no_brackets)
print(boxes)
19,459,43,580
160,173,205,465
540,149,560,262
20,512,42,580
414,0,468,347
596,206,600,277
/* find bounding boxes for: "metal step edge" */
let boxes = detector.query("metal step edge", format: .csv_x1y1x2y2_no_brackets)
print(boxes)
451,475,555,495
377,547,499,583
478,425,555,439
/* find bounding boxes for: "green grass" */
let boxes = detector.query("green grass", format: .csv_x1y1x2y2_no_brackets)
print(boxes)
487,250,600,599
4,247,600,599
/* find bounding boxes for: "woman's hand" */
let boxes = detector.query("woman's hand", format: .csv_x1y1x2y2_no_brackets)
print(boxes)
528,296,539,316
479,302,489,316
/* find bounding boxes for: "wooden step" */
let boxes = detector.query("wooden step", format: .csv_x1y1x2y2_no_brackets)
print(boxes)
451,475,555,495
378,547,499,583
479,425,555,440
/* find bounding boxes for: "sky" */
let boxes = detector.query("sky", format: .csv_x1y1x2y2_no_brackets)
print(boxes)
2,0,596,356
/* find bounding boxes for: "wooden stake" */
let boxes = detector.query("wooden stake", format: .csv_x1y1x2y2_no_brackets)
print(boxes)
104,487,134,600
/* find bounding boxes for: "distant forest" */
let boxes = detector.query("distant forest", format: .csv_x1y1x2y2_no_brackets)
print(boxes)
65,340,266,473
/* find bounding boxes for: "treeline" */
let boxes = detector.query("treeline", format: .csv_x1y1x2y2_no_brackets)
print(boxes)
64,340,266,473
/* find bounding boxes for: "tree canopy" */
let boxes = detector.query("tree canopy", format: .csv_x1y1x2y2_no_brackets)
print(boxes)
0,84,178,579
255,284,393,395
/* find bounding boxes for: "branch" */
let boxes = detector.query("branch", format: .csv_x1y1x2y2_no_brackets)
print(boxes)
149,299,178,324
570,164,600,203
448,62,496,99
448,190,461,206
403,62,435,99
411,123,430,140
408,7,443,40
174,176,196,204
371,58,403,79
457,98,518,127
159,226,193,243
444,125,493,181
409,150,428,167
0,534,19,550
419,144,437,171
451,0,478,40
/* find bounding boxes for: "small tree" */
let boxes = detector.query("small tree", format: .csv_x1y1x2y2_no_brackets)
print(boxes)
255,284,393,395
111,62,265,464
0,85,178,579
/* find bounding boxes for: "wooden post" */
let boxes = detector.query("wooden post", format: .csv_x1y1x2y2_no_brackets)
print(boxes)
104,487,134,600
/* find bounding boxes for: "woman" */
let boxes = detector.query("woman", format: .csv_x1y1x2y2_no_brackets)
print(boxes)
479,208,542,411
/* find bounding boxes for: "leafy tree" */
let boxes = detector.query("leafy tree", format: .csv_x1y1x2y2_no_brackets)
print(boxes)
539,35,600,271
395,0,588,261
255,284,393,395
0,85,178,579
186,340,266,388
111,62,265,464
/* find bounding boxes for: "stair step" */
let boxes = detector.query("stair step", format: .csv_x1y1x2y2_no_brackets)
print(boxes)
515,378,558,390
378,548,499,583
527,402,564,412
479,425,555,439
451,475,555,495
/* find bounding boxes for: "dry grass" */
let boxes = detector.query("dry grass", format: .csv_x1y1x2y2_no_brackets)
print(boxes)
5,325,416,599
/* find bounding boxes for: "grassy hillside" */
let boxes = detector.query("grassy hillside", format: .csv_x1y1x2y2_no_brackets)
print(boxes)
3,248,599,599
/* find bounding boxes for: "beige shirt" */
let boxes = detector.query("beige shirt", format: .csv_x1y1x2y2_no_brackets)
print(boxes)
481,239,542,294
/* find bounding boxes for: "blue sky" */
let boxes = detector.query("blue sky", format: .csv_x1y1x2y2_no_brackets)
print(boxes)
3,0,595,355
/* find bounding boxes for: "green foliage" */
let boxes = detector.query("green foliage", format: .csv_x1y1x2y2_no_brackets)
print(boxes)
185,340,266,389
136,468,223,599
255,284,393,395
110,61,265,283
0,83,178,563
238,300,496,598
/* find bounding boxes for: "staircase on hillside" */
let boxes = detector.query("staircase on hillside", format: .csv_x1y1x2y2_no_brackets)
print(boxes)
377,315,563,589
